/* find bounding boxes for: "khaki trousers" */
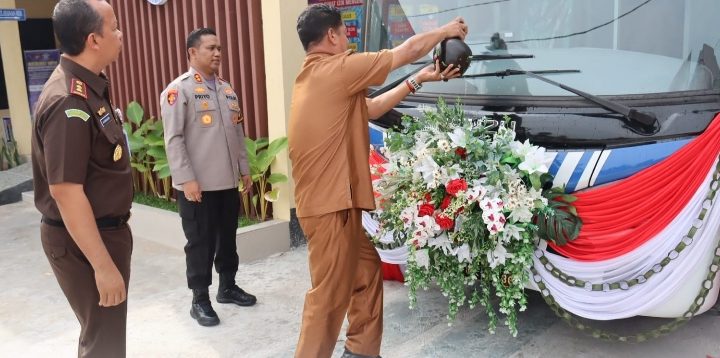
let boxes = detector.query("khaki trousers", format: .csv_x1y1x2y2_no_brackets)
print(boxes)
41,223,133,358
295,209,383,358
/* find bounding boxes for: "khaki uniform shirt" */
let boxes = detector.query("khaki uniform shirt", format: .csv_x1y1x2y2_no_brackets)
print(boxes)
289,50,393,218
160,67,249,191
31,57,133,220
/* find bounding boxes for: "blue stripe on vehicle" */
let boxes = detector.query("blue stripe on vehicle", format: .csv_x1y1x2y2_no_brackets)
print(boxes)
369,126,384,149
593,138,692,186
548,151,567,177
565,151,595,191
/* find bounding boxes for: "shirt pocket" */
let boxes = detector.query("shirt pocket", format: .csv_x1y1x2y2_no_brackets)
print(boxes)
193,99,218,128
96,113,127,166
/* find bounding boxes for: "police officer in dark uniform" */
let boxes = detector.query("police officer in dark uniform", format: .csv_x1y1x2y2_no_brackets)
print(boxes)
161,28,256,327
31,1,131,357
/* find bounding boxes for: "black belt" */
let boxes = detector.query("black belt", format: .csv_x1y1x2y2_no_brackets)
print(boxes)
42,213,131,229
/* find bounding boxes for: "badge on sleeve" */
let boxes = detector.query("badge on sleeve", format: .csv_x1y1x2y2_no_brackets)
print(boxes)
113,144,123,162
167,89,178,105
194,74,203,83
65,109,90,122
70,79,88,99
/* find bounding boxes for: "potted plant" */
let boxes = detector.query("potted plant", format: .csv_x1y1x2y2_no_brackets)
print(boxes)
240,136,288,221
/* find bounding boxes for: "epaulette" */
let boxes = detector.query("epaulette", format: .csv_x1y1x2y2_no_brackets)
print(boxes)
69,78,88,99
177,72,192,82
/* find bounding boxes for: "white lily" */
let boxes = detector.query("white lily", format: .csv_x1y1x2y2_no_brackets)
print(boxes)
414,249,430,268
448,127,467,148
487,241,508,269
454,243,472,263
519,147,553,175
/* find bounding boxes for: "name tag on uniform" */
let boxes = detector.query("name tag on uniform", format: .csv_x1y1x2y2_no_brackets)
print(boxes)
100,113,112,127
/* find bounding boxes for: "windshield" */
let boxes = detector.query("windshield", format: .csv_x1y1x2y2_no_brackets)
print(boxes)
365,0,720,96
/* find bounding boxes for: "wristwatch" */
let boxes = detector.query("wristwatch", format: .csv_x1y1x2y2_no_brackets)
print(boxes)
407,77,422,93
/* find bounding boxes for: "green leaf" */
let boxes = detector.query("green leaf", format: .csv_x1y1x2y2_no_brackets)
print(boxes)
255,151,273,174
127,133,145,152
264,189,280,202
529,175,541,190
500,155,519,165
157,166,172,179
266,137,288,159
255,138,269,150
535,197,583,246
152,162,168,171
144,134,164,147
267,173,287,184
126,101,144,125
131,162,149,172
245,138,258,169
147,146,166,159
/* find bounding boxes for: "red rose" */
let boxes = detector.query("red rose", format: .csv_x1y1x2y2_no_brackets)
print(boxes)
446,178,468,197
435,214,455,230
440,195,452,210
424,193,432,202
455,147,467,159
418,203,435,217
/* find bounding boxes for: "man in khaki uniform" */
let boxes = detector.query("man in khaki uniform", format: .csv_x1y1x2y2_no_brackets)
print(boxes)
161,28,256,327
31,1,131,357
289,4,467,358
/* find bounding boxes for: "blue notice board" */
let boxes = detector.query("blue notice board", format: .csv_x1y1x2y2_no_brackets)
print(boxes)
0,9,25,21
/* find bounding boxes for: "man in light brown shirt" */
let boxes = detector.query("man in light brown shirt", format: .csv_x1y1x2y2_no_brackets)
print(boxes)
289,4,468,358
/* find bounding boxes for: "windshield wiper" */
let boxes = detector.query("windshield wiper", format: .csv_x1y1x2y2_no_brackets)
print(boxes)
370,54,535,98
409,53,534,66
467,69,658,131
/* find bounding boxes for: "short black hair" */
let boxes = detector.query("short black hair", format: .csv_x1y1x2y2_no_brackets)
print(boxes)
296,4,342,51
52,0,105,56
186,28,217,52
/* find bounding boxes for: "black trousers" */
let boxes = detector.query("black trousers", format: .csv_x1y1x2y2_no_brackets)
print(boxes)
41,223,133,358
177,188,240,289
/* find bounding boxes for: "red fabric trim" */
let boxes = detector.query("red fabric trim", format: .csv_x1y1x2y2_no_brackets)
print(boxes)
549,114,720,261
382,263,405,282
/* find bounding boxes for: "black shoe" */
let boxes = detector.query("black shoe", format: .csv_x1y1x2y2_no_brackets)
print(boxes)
190,301,220,326
216,285,257,306
341,348,381,358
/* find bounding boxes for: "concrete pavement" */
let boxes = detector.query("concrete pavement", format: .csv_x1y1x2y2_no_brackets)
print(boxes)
1,200,720,357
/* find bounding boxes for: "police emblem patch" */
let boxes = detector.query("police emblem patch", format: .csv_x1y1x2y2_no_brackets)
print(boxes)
224,87,233,95
70,79,88,99
167,89,178,105
113,144,123,162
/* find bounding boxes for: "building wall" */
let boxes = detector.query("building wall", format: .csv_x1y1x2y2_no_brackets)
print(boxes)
261,0,306,221
108,0,268,140
0,0,31,156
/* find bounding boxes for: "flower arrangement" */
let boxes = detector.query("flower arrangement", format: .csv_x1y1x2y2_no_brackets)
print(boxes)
370,99,573,336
